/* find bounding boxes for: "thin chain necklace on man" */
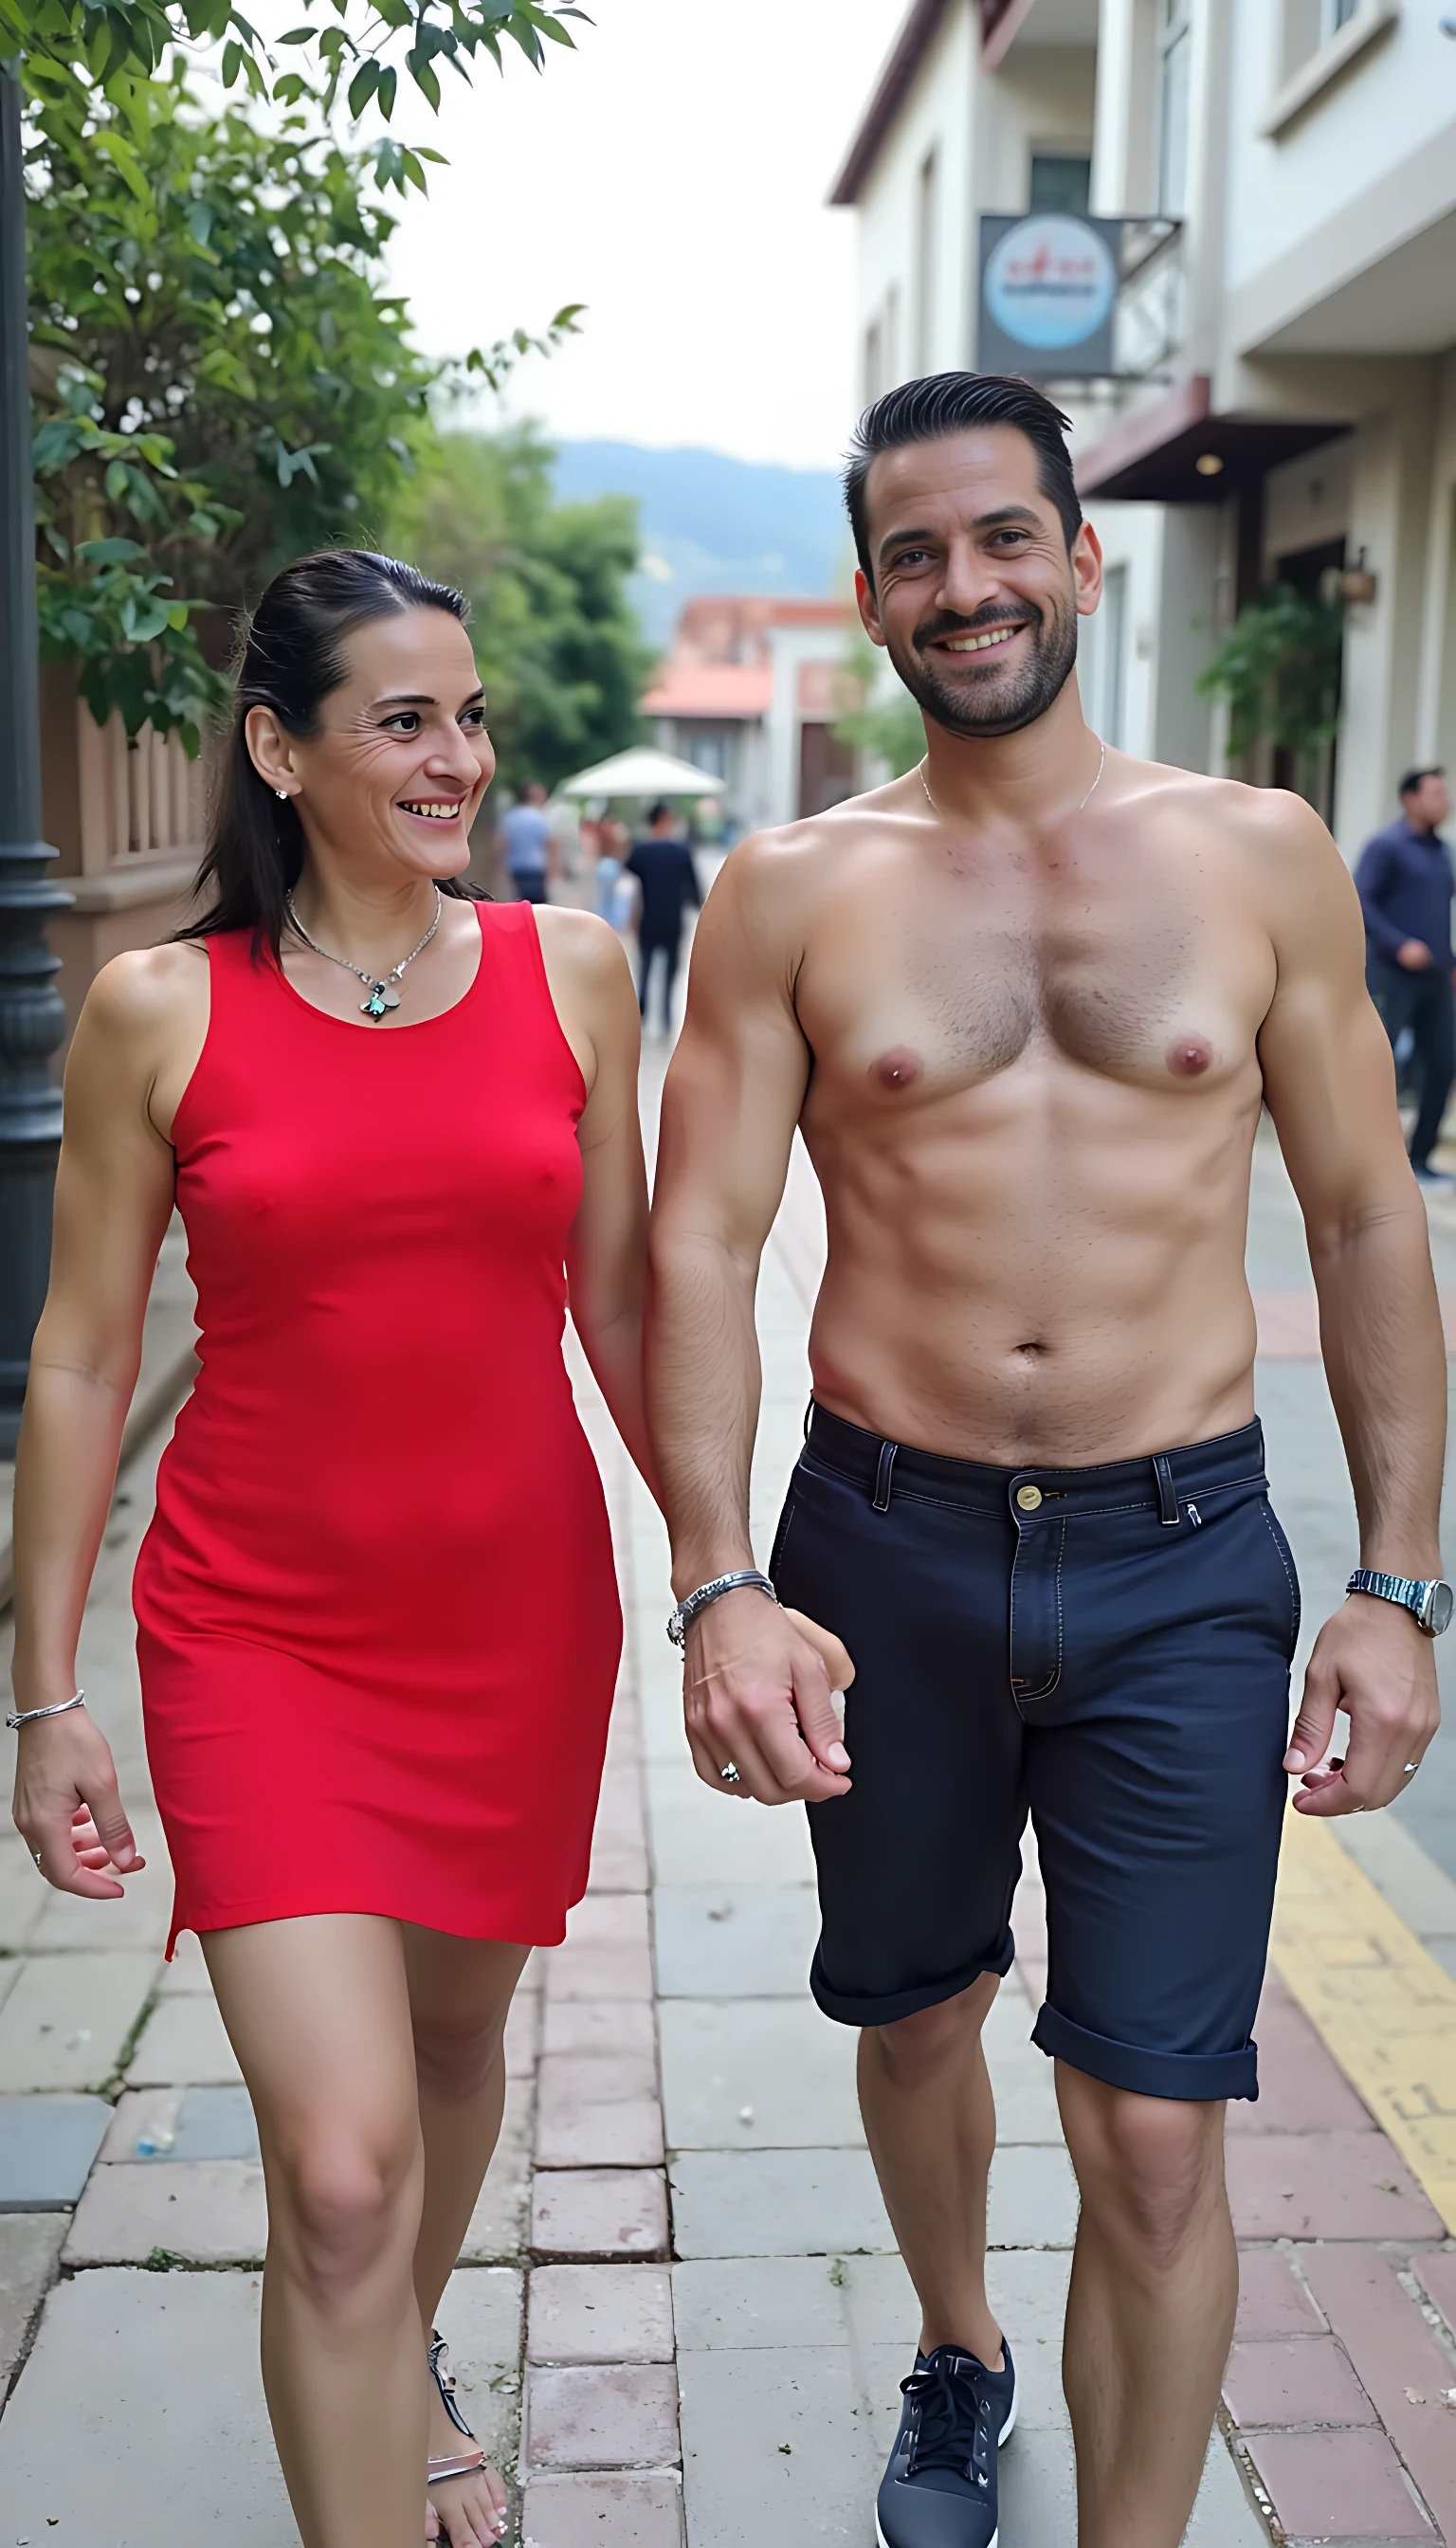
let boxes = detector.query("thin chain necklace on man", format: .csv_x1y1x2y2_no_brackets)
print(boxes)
284,885,443,1021
917,735,1106,822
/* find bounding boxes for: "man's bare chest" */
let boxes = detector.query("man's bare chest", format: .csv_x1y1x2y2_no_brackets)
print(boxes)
795,876,1272,1107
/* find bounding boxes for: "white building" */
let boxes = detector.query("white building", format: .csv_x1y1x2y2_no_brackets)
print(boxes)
640,597,856,835
831,0,1456,852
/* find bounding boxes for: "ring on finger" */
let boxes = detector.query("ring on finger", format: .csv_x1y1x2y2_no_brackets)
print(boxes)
719,1760,742,1787
1403,1761,1420,1777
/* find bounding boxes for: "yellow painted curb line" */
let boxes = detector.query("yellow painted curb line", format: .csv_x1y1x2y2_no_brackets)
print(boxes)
1271,1811,1456,2232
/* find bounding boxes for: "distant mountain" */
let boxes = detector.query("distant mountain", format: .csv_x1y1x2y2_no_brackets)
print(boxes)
549,441,851,646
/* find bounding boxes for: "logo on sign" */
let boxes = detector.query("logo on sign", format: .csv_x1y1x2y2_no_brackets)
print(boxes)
983,215,1118,354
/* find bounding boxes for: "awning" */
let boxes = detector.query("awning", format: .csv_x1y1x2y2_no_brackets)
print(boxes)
557,747,727,800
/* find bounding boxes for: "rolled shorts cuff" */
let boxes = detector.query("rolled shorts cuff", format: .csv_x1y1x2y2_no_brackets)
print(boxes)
1031,2002,1259,2102
810,1928,1016,2029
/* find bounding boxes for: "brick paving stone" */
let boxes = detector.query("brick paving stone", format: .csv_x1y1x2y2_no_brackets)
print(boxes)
0,2216,64,2380
1223,2334,1376,2428
101,2084,262,2163
543,1999,657,2059
524,2362,680,2470
520,2469,684,2548
433,2264,527,2472
0,2093,111,2208
531,2168,669,2262
126,1989,243,2087
546,1897,654,2005
1228,1975,1379,2135
528,2265,675,2364
1245,2426,1435,2537
0,1839,44,1956
652,1886,820,1999
0,2266,296,2542
64,2158,267,2264
537,2053,664,2169
1298,2242,1456,2539
1410,2247,1456,2341
0,1951,158,2092
668,2150,895,2261
589,1830,650,1893
1234,2248,1328,2340
463,2076,536,2262
1227,2129,1444,2240
660,2000,863,2151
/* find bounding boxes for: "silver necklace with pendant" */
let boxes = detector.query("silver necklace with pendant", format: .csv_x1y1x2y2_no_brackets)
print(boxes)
917,736,1106,820
284,885,443,1020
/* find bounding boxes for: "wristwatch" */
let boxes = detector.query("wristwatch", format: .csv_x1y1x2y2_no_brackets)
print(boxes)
1347,1570,1455,1637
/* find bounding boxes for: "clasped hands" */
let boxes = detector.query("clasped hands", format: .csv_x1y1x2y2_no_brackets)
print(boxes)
682,1588,855,1805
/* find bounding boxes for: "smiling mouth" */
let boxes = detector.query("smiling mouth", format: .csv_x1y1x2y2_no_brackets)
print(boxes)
398,799,464,822
937,625,1028,656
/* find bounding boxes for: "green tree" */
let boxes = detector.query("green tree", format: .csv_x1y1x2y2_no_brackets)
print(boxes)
25,53,578,747
1196,583,1345,770
390,428,653,794
833,625,923,777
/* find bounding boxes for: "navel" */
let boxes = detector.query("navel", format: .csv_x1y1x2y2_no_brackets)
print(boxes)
1166,1036,1213,1078
873,1046,923,1092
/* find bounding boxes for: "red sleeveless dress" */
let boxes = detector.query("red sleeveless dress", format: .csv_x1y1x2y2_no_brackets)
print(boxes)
134,901,622,1955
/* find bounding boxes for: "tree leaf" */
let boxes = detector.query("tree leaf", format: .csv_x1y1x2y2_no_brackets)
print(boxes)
347,58,380,118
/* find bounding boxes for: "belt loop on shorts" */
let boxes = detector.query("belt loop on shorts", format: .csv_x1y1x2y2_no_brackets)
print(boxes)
1153,1453,1179,1526
803,1396,813,1443
872,1439,899,1513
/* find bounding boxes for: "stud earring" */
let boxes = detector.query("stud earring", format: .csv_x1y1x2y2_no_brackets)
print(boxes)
275,788,289,802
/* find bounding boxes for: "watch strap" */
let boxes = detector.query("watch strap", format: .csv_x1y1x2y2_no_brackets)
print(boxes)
1347,1568,1425,1612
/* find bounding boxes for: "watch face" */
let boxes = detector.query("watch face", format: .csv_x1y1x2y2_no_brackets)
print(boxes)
1426,1580,1455,1635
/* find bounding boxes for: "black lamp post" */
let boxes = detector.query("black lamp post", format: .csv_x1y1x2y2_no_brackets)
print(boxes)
0,63,69,1462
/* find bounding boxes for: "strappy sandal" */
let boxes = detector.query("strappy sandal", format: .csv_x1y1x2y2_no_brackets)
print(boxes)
427,2329,490,2489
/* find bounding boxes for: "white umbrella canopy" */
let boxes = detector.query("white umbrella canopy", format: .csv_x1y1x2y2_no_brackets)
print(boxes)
556,746,726,800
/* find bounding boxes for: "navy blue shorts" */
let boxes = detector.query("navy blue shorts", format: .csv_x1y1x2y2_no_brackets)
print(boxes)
773,1408,1299,2102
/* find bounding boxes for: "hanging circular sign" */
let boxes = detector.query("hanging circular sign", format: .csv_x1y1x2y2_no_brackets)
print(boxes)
983,215,1118,353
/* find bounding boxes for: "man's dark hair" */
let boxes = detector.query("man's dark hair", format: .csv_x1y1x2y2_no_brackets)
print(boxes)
844,372,1082,585
1400,766,1446,798
646,800,672,826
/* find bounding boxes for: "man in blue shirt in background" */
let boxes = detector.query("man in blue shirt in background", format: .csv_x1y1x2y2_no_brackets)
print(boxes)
628,802,701,1033
497,779,554,904
1356,767,1454,1187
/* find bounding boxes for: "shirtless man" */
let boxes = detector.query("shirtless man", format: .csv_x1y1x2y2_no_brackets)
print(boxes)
645,373,1447,2548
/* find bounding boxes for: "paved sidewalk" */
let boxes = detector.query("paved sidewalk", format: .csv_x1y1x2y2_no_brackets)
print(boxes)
9,1076,1456,2543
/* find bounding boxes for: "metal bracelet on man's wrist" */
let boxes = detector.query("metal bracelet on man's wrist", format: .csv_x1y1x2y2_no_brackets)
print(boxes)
666,1572,777,1649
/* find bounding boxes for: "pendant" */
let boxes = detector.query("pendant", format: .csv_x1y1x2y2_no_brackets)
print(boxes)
361,981,401,1019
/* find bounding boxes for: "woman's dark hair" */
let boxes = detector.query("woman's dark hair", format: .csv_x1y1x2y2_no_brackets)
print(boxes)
844,372,1082,586
180,548,484,956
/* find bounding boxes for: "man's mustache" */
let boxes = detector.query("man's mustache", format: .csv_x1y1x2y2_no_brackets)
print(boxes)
912,604,1040,651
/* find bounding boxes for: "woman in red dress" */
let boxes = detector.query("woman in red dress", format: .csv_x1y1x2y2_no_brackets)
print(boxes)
9,552,649,2548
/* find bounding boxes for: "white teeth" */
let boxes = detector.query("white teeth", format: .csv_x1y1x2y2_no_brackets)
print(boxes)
943,628,1020,653
400,802,458,820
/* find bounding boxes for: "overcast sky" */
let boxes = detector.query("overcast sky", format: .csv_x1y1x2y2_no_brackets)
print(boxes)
381,0,906,471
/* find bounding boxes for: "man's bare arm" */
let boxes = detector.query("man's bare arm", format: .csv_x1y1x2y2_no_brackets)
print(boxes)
1256,792,1444,1814
646,838,853,1805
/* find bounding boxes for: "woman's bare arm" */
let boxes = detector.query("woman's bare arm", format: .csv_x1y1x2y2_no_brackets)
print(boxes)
538,909,657,1496
10,948,202,1893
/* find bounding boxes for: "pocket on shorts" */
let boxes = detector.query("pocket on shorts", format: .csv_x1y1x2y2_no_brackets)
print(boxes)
1257,1498,1301,1656
769,1480,798,1582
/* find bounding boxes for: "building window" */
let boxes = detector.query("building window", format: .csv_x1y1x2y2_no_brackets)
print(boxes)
863,318,883,407
1029,154,1092,217
915,148,939,374
1325,0,1360,28
884,282,901,390
1156,0,1192,220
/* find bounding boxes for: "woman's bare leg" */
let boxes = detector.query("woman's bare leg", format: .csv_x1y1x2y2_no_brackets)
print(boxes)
403,1929,532,2548
204,1915,427,2548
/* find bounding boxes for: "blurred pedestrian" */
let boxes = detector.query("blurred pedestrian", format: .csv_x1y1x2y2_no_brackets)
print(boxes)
1356,767,1454,1188
593,815,635,934
497,776,553,903
9,550,653,2548
628,800,702,1032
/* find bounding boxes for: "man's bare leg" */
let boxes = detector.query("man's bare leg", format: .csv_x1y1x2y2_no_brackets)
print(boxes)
857,1973,1004,2367
1057,2067,1235,2548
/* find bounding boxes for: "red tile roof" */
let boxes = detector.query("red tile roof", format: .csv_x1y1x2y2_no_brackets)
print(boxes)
640,660,774,720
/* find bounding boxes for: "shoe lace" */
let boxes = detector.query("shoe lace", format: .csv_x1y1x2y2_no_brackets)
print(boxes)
901,2353,995,2488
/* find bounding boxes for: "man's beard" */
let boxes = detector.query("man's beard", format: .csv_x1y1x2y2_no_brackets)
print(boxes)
885,593,1079,740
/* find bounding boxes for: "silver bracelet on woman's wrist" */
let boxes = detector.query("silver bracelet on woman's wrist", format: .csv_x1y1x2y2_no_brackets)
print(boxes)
7,1690,86,1733
667,1573,777,1648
